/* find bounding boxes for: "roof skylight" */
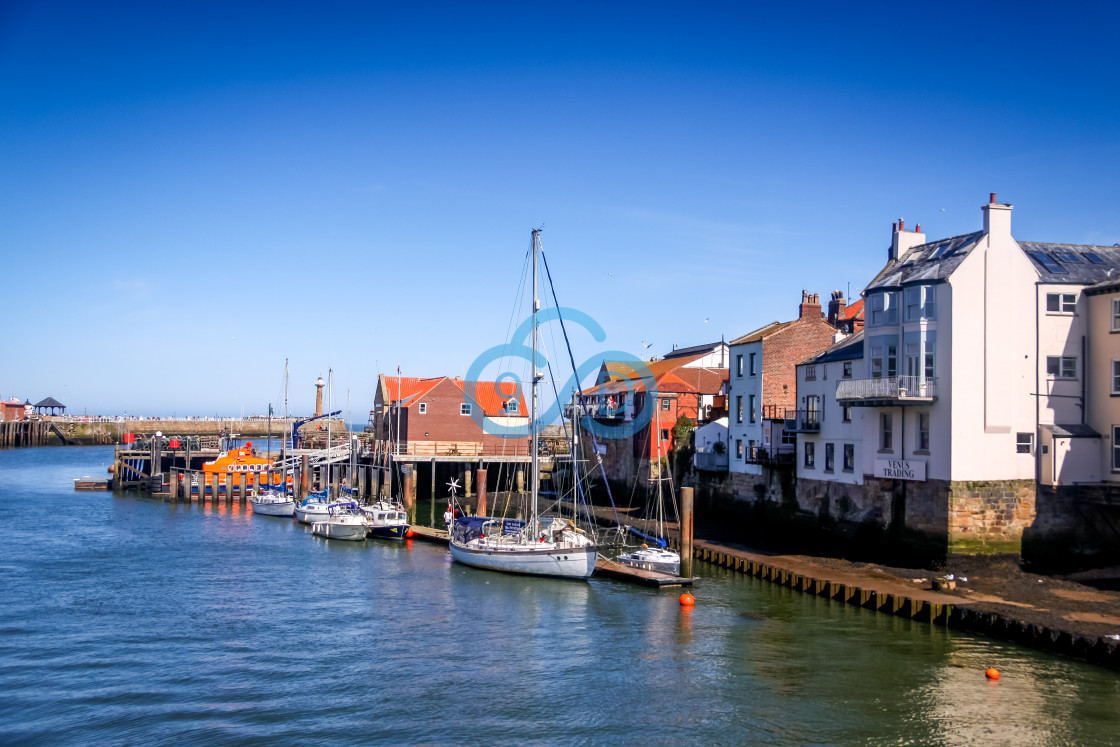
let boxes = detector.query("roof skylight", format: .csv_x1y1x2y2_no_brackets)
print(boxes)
1027,250,1068,274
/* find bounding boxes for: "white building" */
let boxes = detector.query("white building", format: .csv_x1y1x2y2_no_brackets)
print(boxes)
794,195,1120,555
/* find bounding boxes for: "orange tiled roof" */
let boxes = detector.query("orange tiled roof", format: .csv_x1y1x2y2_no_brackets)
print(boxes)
840,298,864,320
381,375,527,417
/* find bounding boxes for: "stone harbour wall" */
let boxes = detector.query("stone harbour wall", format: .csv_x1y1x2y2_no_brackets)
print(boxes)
947,480,1036,554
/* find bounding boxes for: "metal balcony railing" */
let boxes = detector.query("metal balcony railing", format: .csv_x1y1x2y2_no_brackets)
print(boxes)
835,376,938,403
783,409,820,433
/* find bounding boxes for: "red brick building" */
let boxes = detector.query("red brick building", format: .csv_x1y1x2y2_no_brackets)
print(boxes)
577,352,728,481
726,291,844,473
0,398,27,423
370,375,529,456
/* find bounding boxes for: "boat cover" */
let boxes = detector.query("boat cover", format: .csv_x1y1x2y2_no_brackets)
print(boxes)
627,526,667,548
452,516,525,542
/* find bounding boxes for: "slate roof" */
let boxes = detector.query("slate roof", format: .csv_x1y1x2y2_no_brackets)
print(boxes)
728,320,792,346
662,341,727,360
34,396,65,408
865,232,983,291
867,233,1120,292
1019,242,1120,284
1041,423,1101,439
798,331,864,366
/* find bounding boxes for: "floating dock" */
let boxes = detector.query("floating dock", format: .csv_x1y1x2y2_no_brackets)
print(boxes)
595,557,697,587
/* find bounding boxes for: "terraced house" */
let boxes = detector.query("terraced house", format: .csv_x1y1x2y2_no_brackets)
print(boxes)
794,194,1120,562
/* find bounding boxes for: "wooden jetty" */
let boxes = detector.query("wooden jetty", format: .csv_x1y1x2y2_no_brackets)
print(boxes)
74,477,112,491
594,557,697,587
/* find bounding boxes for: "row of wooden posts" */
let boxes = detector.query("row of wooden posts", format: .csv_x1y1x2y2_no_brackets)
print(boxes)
0,420,53,448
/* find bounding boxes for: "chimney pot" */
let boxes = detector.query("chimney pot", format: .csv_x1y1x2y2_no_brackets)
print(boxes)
990,192,997,204
916,223,921,233
899,218,905,232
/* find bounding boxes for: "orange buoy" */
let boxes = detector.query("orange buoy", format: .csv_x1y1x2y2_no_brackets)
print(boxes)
405,529,414,538
985,668,1000,680
679,592,695,607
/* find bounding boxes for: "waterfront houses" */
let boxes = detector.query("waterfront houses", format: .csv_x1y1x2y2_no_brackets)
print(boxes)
576,347,727,485
790,194,1120,561
725,291,841,479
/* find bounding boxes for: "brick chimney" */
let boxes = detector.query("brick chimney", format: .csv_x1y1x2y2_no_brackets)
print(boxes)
799,290,822,320
888,217,926,262
827,290,847,327
982,191,1012,238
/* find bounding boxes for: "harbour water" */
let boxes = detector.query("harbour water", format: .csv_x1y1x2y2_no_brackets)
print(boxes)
2,446,1118,745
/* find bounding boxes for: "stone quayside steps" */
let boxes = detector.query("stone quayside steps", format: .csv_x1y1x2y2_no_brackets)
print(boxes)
681,540,1120,670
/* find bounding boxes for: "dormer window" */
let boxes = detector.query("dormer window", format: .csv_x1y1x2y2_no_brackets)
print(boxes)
504,399,519,414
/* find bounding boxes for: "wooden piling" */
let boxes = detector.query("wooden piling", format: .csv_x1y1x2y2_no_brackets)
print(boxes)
477,468,487,516
680,486,694,578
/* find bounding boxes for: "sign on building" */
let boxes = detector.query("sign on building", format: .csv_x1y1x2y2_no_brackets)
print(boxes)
874,458,927,481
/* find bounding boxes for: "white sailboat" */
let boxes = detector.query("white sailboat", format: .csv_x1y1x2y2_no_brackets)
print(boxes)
448,229,597,579
615,388,681,575
249,360,296,518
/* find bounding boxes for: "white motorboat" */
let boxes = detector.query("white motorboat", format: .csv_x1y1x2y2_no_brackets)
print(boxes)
248,488,296,517
615,545,680,575
295,491,331,524
311,501,368,541
361,500,410,541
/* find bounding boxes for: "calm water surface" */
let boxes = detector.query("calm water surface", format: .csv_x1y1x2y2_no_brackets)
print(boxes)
1,447,1118,746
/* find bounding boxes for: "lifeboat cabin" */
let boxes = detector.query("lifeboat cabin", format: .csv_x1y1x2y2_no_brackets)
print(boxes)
200,441,286,486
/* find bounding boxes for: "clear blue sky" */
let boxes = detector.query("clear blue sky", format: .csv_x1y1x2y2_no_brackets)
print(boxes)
2,1,1118,418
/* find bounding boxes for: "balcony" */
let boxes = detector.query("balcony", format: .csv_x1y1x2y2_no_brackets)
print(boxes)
835,376,938,406
784,409,820,433
743,445,795,466
694,451,729,471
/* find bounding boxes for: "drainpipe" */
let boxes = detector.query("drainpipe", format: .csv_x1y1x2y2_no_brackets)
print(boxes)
1081,334,1087,425
1035,282,1041,485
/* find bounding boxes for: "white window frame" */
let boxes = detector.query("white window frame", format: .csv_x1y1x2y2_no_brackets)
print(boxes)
1046,356,1077,379
1113,299,1120,332
1113,361,1120,395
460,403,472,416
1016,432,1033,455
880,412,893,451
1046,292,1077,314
418,403,427,414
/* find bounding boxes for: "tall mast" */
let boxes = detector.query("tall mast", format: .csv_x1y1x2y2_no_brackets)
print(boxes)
530,228,540,528
328,369,334,496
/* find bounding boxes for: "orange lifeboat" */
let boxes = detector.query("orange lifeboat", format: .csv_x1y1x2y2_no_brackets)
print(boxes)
201,441,291,486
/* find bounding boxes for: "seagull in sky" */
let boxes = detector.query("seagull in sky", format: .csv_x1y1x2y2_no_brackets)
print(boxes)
641,341,653,349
